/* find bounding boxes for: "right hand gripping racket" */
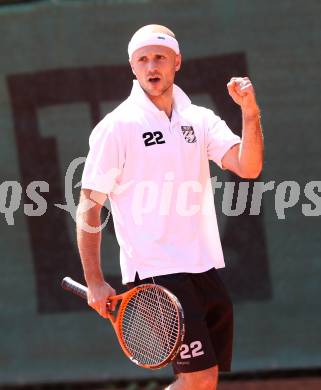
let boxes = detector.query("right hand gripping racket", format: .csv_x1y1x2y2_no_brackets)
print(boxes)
61,277,185,369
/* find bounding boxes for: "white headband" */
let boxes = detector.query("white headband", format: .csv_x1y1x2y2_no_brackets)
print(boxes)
128,32,180,60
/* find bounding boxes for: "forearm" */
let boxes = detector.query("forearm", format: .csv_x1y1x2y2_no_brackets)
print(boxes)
76,201,104,286
238,106,264,178
76,192,116,317
225,77,264,179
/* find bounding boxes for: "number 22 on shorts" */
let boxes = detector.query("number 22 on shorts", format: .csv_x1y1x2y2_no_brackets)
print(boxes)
180,341,205,359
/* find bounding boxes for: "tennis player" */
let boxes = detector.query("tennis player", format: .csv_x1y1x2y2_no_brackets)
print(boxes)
77,25,264,389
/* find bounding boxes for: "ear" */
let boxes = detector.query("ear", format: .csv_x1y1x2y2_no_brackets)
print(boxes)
129,59,136,76
175,54,182,72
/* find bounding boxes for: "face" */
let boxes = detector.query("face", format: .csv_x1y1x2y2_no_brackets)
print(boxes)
130,45,181,97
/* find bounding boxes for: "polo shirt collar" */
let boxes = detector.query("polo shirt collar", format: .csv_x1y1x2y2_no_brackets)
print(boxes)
129,80,191,114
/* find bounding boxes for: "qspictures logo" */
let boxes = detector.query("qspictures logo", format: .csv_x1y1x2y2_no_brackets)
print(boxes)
0,157,320,231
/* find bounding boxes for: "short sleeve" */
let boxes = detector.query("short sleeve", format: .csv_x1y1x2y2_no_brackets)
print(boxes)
206,110,241,168
81,117,125,195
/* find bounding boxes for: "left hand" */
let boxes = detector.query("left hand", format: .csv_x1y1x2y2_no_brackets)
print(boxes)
227,77,259,114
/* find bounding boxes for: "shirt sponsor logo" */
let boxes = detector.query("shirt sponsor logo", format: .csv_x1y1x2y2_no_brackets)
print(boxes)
181,126,196,143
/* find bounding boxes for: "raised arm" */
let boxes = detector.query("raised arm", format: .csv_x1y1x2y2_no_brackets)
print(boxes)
76,188,116,318
222,77,264,179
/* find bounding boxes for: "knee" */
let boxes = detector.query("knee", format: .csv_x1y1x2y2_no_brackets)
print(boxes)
197,376,216,390
177,365,218,390
197,367,218,390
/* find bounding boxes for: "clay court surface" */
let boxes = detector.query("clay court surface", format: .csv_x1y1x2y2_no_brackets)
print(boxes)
91,375,321,390
219,377,321,390
3,373,321,389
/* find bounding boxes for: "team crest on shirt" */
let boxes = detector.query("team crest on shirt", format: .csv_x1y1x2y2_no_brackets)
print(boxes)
181,126,196,143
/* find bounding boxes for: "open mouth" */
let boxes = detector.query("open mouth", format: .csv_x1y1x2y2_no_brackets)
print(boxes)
148,77,161,83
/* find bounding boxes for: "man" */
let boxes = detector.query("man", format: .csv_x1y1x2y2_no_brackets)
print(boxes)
77,25,263,389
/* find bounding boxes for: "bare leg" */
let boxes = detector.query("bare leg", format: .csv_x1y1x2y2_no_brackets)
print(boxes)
164,365,218,390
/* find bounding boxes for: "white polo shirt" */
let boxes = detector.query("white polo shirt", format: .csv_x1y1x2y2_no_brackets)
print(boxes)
82,80,241,283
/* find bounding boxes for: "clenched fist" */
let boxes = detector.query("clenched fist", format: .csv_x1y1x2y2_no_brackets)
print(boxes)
227,77,259,115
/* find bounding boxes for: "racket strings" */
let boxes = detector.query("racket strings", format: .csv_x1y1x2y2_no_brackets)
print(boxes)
126,298,178,365
121,286,180,366
123,294,177,362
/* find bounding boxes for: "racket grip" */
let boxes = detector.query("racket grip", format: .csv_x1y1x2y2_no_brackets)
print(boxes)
61,277,88,300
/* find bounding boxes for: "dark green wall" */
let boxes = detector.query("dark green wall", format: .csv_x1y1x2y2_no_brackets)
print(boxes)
0,0,320,385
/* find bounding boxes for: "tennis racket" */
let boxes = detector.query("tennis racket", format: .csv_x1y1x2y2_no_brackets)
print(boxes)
61,277,185,369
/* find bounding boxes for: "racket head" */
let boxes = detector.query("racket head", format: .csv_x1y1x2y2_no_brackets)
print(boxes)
114,283,185,369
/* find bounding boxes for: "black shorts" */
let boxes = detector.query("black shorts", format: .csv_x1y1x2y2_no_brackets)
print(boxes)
127,267,233,373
